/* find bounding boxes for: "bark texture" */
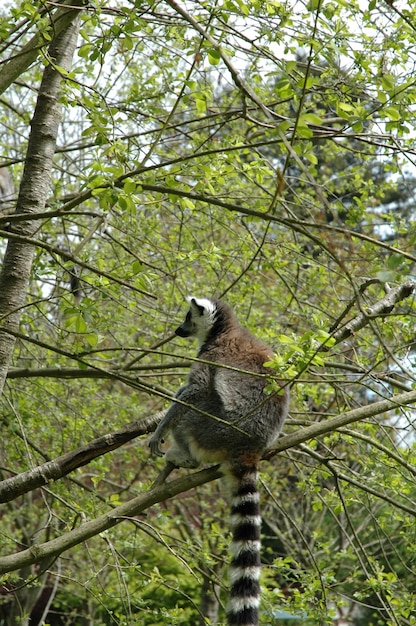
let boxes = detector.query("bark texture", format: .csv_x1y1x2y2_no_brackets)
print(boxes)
0,15,80,397
0,465,223,576
0,411,165,503
0,0,85,97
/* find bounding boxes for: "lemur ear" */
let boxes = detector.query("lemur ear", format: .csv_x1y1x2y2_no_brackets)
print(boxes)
189,297,205,316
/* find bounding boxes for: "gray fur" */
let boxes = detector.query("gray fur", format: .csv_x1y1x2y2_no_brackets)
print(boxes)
149,296,289,467
149,297,289,626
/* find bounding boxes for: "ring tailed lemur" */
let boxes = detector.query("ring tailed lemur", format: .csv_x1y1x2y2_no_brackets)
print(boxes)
149,296,289,626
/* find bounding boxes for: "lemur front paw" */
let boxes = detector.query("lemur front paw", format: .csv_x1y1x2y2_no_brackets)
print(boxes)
149,435,165,457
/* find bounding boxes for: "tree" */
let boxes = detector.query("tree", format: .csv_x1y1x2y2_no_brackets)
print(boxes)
0,0,415,624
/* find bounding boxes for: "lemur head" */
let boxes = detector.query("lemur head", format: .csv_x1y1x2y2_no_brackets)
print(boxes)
175,296,228,345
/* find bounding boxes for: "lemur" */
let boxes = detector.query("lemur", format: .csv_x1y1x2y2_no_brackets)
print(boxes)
149,296,289,626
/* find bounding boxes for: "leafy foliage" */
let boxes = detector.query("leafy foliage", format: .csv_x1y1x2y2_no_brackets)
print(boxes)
0,0,416,624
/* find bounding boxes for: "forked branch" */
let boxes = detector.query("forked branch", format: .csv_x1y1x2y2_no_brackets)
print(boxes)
0,280,413,504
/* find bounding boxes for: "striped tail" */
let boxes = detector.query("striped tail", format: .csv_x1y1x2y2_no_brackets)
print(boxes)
226,459,261,626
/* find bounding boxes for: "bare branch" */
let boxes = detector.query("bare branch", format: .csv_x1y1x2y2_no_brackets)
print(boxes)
331,280,415,344
0,412,165,504
0,465,222,575
0,0,85,96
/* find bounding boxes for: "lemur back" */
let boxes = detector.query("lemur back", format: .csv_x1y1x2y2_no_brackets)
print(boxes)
149,297,289,626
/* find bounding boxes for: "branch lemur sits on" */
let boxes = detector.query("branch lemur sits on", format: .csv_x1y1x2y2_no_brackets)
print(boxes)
149,296,289,626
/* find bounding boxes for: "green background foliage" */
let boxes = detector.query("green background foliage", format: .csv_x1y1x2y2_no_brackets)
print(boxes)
0,0,415,624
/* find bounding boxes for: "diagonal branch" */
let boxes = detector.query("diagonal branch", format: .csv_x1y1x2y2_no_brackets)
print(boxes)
0,0,85,96
330,280,415,344
0,465,223,575
0,279,413,503
1,385,416,574
0,412,164,504
266,387,416,458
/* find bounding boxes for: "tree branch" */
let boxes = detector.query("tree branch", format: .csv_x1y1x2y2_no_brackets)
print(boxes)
6,362,187,379
0,0,85,96
0,412,165,504
0,465,222,575
0,14,80,396
266,387,416,457
0,279,413,503
330,280,415,344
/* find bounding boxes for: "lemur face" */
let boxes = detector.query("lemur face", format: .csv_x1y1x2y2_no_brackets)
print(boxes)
175,297,217,343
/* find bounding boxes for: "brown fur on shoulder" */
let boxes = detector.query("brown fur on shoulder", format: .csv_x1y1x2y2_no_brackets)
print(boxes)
150,297,290,626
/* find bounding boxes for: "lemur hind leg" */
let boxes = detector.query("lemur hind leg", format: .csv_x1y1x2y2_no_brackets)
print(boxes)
151,442,199,488
165,443,199,469
151,461,177,487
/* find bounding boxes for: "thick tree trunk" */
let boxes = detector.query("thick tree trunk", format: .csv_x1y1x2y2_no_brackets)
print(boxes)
0,13,81,625
0,0,85,97
0,13,80,398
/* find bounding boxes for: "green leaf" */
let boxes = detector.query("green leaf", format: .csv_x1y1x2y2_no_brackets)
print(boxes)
78,44,92,58
300,112,323,125
85,332,99,347
277,120,291,133
75,314,87,334
207,48,221,65
132,260,143,274
380,75,395,91
387,253,404,270
384,107,401,122
296,124,313,138
118,195,136,212
123,178,137,194
337,102,355,114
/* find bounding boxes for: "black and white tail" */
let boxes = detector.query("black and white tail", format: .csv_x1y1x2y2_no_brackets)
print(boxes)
226,460,262,626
